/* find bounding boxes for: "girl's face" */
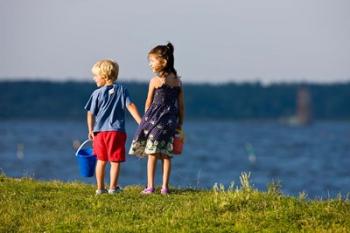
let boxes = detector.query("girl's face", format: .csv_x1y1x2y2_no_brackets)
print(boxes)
93,74,106,87
148,54,166,73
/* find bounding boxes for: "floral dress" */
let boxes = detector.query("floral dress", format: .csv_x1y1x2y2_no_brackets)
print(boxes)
129,84,181,157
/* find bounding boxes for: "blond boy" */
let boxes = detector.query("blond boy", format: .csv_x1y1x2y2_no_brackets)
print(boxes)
85,60,141,194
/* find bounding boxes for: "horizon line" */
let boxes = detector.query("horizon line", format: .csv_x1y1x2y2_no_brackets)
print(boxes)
0,77,350,86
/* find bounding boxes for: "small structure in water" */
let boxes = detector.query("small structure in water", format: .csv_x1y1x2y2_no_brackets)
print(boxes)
281,85,313,126
296,86,313,125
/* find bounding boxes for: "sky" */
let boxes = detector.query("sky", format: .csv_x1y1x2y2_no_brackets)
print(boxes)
1,0,349,84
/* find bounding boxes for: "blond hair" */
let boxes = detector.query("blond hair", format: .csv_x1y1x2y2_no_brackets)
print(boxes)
91,60,119,82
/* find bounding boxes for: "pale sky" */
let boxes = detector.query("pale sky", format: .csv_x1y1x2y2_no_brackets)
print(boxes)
1,0,349,83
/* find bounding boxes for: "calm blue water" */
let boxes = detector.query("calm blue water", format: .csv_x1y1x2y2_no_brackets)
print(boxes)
1,119,349,198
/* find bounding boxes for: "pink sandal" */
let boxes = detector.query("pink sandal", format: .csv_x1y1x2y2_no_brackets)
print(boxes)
160,188,169,195
141,187,155,195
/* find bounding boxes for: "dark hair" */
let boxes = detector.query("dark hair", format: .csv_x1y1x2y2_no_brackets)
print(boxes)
148,42,177,77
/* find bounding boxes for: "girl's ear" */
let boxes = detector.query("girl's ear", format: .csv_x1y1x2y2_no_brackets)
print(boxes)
161,59,167,67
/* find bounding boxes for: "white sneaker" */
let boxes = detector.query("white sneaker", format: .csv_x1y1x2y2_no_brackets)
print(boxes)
95,189,108,195
108,186,122,194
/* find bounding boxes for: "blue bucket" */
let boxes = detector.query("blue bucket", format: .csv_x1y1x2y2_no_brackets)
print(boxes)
75,140,97,177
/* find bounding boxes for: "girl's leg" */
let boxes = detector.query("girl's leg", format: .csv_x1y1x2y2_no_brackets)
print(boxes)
161,155,172,190
96,160,107,190
110,162,121,190
147,154,158,189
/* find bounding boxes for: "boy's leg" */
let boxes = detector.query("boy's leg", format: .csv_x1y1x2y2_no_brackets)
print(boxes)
147,154,158,189
110,162,121,190
161,156,171,190
96,160,107,190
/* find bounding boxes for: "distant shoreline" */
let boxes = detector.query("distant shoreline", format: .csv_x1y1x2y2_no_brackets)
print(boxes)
1,81,350,120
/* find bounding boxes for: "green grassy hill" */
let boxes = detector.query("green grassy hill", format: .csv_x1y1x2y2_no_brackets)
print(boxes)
1,173,349,232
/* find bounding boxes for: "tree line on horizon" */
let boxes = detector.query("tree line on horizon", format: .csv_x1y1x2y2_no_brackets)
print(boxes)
0,80,349,120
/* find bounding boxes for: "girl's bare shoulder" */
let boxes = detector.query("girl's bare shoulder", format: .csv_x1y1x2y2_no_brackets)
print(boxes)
149,76,160,86
152,76,168,89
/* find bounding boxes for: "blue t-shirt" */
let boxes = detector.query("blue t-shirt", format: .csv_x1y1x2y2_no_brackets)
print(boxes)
84,83,132,133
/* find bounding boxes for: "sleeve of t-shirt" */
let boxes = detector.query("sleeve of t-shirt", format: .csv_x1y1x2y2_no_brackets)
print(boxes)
84,91,99,115
124,87,132,106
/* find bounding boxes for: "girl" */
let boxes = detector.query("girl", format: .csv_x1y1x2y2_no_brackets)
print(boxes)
129,42,185,195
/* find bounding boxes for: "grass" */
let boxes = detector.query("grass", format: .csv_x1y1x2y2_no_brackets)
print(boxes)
1,172,350,232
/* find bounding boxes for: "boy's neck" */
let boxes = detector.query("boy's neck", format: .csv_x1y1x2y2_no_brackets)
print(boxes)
105,80,114,86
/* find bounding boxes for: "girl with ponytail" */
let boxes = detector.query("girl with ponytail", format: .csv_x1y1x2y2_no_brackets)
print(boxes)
129,42,185,195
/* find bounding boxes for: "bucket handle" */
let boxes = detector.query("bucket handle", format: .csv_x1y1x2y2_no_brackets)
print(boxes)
75,139,93,156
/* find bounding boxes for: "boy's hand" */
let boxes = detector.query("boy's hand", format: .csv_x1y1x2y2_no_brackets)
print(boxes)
88,131,94,140
127,102,142,124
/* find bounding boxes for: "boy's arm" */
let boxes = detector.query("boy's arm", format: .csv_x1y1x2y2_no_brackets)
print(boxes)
87,112,95,140
177,86,185,129
127,102,142,124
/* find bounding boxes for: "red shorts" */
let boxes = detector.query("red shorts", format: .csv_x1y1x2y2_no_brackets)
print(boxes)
93,131,127,162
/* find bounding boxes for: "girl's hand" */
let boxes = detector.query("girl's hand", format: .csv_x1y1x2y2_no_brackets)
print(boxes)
88,131,94,140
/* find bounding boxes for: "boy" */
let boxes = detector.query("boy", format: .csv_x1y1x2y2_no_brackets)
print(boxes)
85,59,141,195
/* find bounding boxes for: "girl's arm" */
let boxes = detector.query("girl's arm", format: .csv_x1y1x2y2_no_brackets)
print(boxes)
144,78,156,112
127,102,142,124
177,86,185,129
87,112,95,140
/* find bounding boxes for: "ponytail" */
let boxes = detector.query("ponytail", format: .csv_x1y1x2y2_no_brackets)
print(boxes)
166,42,174,54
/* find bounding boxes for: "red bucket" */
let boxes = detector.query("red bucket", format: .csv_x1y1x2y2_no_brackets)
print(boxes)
173,129,184,155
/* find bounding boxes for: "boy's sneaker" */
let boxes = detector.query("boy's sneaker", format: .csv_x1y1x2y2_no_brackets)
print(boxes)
160,188,170,195
141,187,155,195
95,189,108,195
108,186,122,194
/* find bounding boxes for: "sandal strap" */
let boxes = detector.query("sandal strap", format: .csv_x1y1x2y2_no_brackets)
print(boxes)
142,187,155,193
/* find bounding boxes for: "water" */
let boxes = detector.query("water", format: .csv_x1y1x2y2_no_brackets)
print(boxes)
1,119,349,198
